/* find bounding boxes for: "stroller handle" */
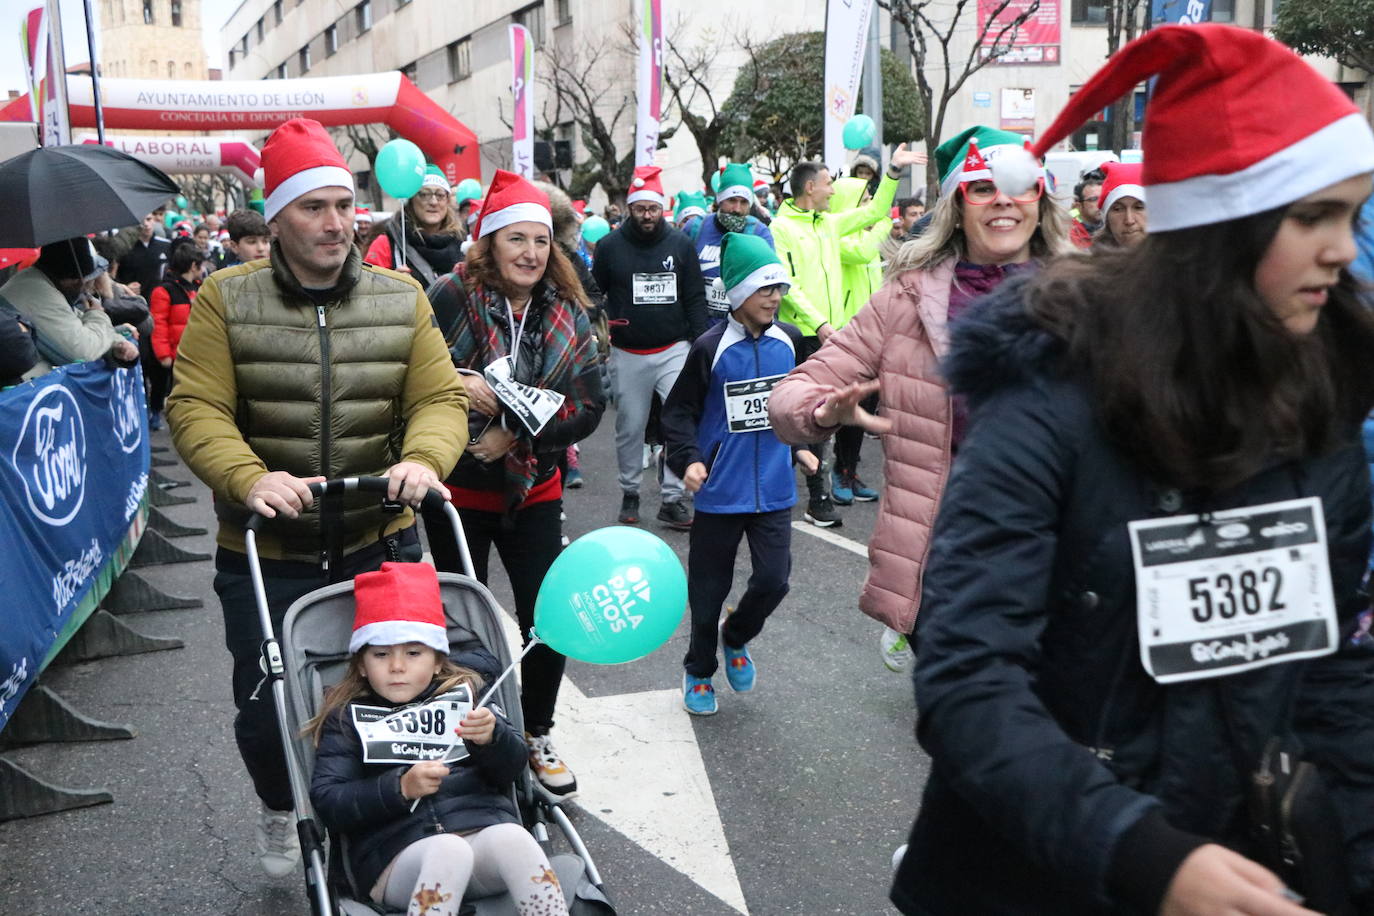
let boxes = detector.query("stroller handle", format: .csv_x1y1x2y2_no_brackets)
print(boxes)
244,475,450,533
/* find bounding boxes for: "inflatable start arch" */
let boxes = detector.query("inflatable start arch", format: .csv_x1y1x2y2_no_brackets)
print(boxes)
1,72,480,184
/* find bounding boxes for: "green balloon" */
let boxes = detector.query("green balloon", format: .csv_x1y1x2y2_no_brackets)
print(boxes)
175,195,188,209
374,138,426,199
454,178,482,204
533,527,686,665
710,169,722,193
163,212,180,229
580,215,610,243
843,115,877,150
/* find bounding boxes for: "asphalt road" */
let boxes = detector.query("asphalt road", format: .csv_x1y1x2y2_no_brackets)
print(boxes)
0,409,928,915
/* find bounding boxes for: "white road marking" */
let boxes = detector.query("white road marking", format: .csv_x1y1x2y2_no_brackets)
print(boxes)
790,520,868,558
491,611,749,915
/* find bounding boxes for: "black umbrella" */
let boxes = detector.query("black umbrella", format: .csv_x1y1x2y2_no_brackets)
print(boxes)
0,144,180,247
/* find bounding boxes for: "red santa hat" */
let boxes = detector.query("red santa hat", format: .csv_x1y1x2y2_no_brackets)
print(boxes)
473,169,552,240
1099,162,1145,215
260,118,354,222
349,562,449,655
1022,25,1374,233
626,165,667,207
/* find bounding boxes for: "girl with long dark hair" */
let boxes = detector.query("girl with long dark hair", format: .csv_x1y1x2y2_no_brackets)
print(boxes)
892,25,1374,916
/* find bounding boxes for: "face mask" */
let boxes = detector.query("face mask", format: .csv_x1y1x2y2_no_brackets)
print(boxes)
717,211,748,234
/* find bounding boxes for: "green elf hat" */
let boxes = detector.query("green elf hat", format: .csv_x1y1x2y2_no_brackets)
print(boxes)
714,232,791,311
421,164,452,193
715,163,756,204
935,125,1045,198
676,190,709,220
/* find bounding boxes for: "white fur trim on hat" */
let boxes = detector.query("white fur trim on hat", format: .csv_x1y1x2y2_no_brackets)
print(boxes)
264,165,355,222
422,171,452,192
349,620,449,655
1102,183,1146,215
477,201,553,239
626,188,667,207
678,205,707,220
716,184,753,204
1146,113,1374,233
727,262,791,310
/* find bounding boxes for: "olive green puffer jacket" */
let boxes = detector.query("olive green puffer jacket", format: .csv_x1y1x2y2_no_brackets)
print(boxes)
167,245,467,562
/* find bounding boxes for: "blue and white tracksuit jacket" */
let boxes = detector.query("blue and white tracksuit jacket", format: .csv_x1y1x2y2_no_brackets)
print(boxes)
662,315,802,515
690,215,775,326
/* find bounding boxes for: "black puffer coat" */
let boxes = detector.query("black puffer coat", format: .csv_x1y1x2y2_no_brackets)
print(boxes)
892,281,1374,915
310,650,528,896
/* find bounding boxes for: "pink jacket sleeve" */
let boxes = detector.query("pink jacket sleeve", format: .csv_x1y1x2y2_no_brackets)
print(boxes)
769,282,892,445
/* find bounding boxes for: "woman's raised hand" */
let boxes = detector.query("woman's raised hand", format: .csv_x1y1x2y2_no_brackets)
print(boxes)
812,379,891,434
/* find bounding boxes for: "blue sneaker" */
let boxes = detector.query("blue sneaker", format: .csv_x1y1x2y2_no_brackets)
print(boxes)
722,643,756,692
683,673,717,715
831,468,854,506
848,474,879,502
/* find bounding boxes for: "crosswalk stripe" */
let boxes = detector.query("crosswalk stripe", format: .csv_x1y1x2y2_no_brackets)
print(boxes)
790,520,868,558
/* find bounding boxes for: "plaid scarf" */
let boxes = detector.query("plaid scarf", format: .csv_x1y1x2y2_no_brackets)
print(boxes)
448,264,594,509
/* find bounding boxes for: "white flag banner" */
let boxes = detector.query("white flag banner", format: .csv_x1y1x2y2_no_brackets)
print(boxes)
823,0,873,172
634,0,663,168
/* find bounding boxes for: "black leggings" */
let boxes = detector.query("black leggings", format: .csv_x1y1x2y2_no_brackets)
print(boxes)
423,499,565,734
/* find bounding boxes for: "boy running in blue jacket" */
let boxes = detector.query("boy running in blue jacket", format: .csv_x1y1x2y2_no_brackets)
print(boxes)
662,232,815,715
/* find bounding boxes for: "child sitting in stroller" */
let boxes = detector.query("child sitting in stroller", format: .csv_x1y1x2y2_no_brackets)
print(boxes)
308,562,569,916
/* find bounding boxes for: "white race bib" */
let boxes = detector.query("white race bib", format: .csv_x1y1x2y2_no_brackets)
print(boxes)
706,282,731,316
724,374,785,433
632,272,677,305
484,355,565,437
1128,497,1338,684
351,686,474,764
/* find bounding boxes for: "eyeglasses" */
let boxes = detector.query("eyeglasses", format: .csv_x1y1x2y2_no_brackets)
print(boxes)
414,189,450,202
960,179,1044,206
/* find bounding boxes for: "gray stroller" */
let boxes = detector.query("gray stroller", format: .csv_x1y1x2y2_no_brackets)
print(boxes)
245,476,613,914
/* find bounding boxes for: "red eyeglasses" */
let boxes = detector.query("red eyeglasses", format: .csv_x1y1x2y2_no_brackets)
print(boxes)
960,178,1045,206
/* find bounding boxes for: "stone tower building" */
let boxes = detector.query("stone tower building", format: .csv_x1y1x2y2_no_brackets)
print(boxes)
98,0,207,81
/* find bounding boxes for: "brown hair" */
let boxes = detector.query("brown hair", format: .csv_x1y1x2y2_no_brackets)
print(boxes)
463,230,590,310
887,186,1075,278
1026,205,1374,491
405,194,462,236
304,650,484,745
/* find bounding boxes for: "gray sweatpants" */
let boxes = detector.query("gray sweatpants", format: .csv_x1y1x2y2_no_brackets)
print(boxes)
611,342,688,503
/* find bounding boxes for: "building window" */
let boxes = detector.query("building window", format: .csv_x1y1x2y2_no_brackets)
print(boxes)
1070,0,1106,24
228,49,237,67
401,61,418,83
299,45,311,72
171,0,182,27
149,58,158,76
142,0,153,24
274,0,283,24
555,0,571,25
184,61,193,77
167,61,175,78
448,37,471,82
397,0,412,6
515,2,545,43
325,24,338,56
257,18,265,41
1210,0,1235,21
276,62,288,79
356,0,371,33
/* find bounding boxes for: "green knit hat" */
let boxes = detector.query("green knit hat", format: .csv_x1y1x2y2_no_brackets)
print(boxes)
716,163,755,204
935,126,1041,197
422,163,451,193
714,232,790,311
675,190,709,219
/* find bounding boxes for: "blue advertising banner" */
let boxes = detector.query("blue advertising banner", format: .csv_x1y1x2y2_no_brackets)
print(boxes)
1152,0,1212,24
0,362,149,730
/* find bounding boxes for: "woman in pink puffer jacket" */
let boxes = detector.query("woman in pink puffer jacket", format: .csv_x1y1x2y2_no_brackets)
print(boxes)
769,126,1074,670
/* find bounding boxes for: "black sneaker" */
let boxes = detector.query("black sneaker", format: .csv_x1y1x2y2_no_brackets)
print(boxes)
657,500,693,530
619,492,640,524
805,494,842,528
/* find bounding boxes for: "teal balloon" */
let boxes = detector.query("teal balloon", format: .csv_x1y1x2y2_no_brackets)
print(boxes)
163,212,180,229
533,527,686,665
580,215,610,244
374,138,426,199
710,169,722,193
174,195,188,209
454,178,482,204
843,114,877,150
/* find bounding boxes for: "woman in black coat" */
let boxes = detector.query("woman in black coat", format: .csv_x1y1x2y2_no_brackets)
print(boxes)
893,26,1374,916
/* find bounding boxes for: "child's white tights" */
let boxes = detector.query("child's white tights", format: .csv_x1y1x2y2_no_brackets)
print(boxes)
374,822,568,916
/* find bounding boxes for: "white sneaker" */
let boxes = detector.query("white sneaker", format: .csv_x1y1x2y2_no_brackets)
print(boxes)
892,843,908,874
526,732,578,798
880,627,913,673
256,802,300,878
